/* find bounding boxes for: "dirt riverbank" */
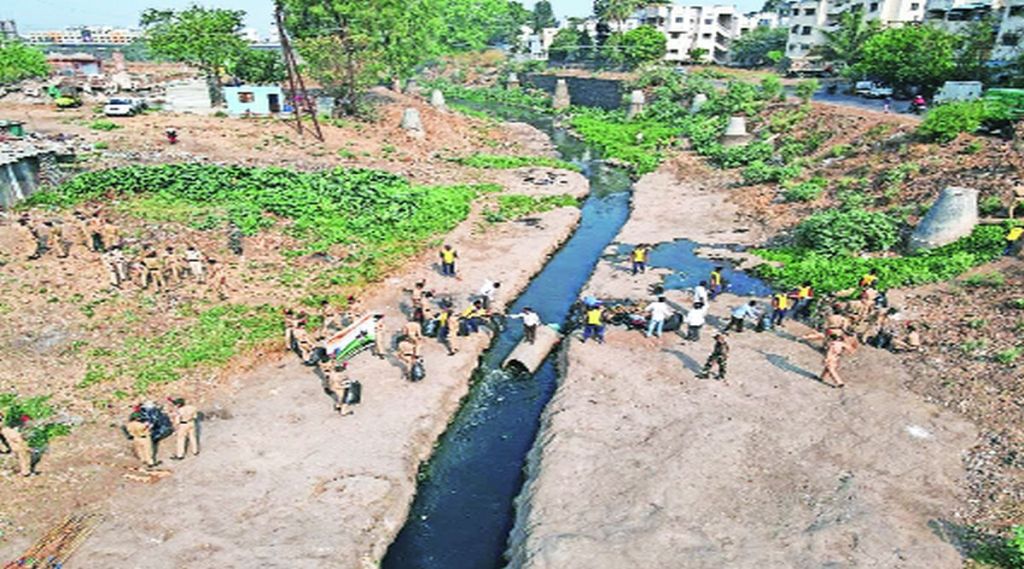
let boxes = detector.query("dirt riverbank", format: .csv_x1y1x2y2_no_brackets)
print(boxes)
507,156,981,568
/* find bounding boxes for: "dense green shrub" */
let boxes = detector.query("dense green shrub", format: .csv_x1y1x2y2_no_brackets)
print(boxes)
89,119,122,131
782,177,827,202
702,80,764,116
568,107,682,173
709,141,773,168
917,100,1009,143
755,224,1005,293
426,79,552,113
979,195,1004,216
0,393,71,448
793,208,899,256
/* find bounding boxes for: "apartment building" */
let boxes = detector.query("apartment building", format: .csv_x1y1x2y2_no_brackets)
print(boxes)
787,0,924,66
0,20,18,41
631,4,781,64
24,27,143,46
925,0,1023,63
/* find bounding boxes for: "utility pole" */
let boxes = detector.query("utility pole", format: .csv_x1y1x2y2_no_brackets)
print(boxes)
274,0,323,142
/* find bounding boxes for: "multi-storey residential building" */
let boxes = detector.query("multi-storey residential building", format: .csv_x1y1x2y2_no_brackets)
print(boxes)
994,0,1024,61
926,0,1023,63
0,20,18,41
630,4,780,64
786,0,924,68
24,26,143,45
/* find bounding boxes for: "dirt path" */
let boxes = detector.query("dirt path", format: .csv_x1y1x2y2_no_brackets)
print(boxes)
506,158,978,568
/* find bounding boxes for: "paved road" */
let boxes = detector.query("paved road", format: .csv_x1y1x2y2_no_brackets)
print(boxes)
812,90,923,119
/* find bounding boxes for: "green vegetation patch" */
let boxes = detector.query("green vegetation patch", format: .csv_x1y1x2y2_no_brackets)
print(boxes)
452,153,580,172
753,224,1006,294
484,194,579,223
29,164,489,284
567,107,682,174
83,304,282,393
89,119,122,131
0,394,72,448
427,79,552,113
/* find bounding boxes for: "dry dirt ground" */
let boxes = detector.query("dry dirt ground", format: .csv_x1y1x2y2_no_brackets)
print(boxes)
507,157,983,568
0,88,588,565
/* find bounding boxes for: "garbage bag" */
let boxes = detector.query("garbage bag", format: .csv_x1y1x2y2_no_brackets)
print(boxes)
663,313,683,332
139,406,173,441
343,380,362,404
410,359,426,382
423,318,439,338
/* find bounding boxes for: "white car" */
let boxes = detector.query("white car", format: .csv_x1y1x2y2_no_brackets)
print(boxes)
103,98,143,117
854,81,894,99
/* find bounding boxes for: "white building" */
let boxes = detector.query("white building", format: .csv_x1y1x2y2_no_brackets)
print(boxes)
995,0,1024,61
786,0,924,68
627,4,783,64
519,25,561,60
925,0,1023,63
24,26,143,45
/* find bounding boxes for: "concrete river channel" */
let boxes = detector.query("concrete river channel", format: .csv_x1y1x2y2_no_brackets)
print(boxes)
383,97,768,568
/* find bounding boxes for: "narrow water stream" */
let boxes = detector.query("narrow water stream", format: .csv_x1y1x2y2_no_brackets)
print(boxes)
383,103,769,568
383,106,632,569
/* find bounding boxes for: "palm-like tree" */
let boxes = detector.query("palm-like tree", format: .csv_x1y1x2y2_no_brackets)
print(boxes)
811,8,880,68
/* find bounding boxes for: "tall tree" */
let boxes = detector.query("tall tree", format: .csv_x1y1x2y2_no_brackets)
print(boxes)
953,15,998,81
853,25,957,93
0,41,49,85
532,1,557,31
607,25,666,69
730,27,787,68
227,49,286,84
811,8,880,70
438,0,522,51
378,0,444,84
140,7,248,104
548,27,582,62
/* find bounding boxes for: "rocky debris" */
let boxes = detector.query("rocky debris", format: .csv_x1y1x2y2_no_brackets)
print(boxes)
910,186,979,251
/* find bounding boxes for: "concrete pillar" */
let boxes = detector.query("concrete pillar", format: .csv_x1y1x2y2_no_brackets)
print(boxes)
430,89,447,112
404,79,419,95
552,78,571,110
690,93,708,113
910,187,979,251
391,77,402,92
507,72,520,90
400,107,424,139
720,116,751,147
503,325,562,374
626,89,646,120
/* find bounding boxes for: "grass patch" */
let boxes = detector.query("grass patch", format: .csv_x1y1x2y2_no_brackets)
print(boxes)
962,271,1005,288
451,153,580,172
484,194,579,223
0,394,72,448
89,119,121,131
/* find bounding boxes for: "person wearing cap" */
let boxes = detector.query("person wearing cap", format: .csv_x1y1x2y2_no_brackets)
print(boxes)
125,412,156,468
0,413,33,477
323,361,356,416
697,333,730,381
373,314,388,359
170,398,199,460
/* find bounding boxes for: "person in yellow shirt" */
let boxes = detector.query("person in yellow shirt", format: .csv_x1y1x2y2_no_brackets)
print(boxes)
770,291,791,328
793,281,814,321
1005,225,1023,256
439,245,458,277
859,269,879,289
709,266,724,300
631,244,649,275
581,302,605,344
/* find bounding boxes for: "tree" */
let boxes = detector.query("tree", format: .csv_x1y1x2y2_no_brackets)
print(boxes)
594,0,643,29
437,0,524,51
140,7,248,105
228,49,286,84
730,27,787,67
378,0,443,83
532,0,557,31
688,47,708,63
548,28,582,62
608,25,666,69
811,8,880,70
0,41,49,85
853,25,957,93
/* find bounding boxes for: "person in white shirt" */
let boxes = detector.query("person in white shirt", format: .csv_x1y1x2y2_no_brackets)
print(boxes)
693,281,709,305
684,301,708,341
478,280,502,310
509,307,542,344
645,296,674,338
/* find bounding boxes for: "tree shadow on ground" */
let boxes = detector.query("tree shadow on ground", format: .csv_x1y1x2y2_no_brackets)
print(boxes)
661,348,703,375
929,519,1022,567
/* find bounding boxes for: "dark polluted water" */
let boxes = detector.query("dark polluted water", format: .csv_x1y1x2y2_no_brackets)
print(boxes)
383,103,770,569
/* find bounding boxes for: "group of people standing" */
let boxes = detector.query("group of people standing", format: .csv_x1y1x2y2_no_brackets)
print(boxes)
122,398,199,469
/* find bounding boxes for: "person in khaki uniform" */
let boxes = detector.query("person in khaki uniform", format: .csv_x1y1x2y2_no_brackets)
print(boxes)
100,220,121,251
185,245,205,282
321,362,355,416
0,413,33,477
102,249,123,288
170,398,199,460
397,339,417,380
85,214,104,251
373,315,387,359
125,413,156,468
47,221,70,258
163,246,186,283
402,318,423,357
820,333,850,388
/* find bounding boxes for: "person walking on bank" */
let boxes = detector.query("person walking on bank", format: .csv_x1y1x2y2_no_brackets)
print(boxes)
684,301,707,341
439,244,458,277
770,291,791,328
697,333,730,381
820,332,850,388
437,307,458,355
645,296,673,338
581,302,606,344
478,280,501,311
170,398,199,460
373,314,387,360
693,280,710,306
0,413,33,477
724,300,759,333
185,245,205,283
125,412,157,468
509,307,541,344
1005,225,1023,256
631,244,649,276
793,281,814,321
709,266,725,300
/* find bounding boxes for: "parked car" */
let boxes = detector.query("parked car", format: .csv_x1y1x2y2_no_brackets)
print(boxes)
934,81,983,105
854,81,894,99
103,98,144,117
